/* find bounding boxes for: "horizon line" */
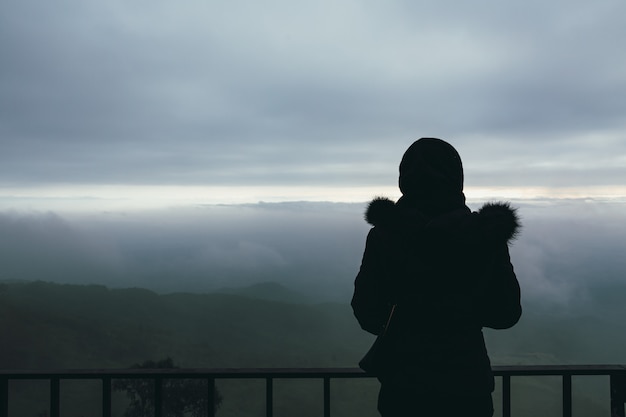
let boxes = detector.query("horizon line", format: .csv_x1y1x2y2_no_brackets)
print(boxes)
2,184,626,212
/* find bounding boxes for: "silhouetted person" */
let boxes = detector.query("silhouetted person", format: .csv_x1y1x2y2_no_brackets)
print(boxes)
352,138,521,417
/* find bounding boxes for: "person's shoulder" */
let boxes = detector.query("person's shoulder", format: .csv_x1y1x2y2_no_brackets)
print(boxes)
364,197,397,227
426,202,520,245
364,197,429,229
472,201,521,244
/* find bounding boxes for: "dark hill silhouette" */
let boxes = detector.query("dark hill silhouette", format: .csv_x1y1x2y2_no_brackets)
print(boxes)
213,281,311,304
0,280,372,370
0,280,619,416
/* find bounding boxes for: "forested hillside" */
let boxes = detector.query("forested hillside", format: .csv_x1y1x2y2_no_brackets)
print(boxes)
1,280,621,416
0,281,373,370
0,281,381,416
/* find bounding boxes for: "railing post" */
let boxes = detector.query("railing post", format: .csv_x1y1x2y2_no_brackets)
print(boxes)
562,374,572,417
502,374,511,417
207,378,215,417
50,377,60,417
102,376,112,417
0,377,8,417
266,377,273,417
611,372,626,417
154,377,163,417
323,377,330,417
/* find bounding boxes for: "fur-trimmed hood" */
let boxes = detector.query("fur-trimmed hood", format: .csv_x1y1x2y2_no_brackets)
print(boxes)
365,197,520,244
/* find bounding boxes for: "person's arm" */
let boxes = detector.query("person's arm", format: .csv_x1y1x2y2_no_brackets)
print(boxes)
480,243,522,329
351,228,391,335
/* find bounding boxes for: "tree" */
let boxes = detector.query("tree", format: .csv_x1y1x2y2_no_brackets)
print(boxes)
113,357,223,417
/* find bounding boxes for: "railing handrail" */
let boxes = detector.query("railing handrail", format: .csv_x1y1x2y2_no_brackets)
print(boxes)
2,364,626,377
0,367,367,379
1,365,626,417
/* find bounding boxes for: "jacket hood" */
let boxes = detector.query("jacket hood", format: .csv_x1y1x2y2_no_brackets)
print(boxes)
399,138,466,216
365,197,521,244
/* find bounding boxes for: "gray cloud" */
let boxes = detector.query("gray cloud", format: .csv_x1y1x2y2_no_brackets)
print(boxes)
1,0,625,190
0,210,123,284
0,202,367,298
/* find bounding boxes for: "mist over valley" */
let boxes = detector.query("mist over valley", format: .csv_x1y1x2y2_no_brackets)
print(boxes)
3,197,626,366
2,198,626,416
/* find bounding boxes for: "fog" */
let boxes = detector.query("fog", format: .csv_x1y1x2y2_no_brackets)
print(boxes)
3,197,626,416
0,202,365,299
2,198,625,310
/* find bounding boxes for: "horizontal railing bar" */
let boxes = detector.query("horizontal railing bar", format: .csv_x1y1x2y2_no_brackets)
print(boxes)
493,365,626,376
0,368,369,380
1,365,625,380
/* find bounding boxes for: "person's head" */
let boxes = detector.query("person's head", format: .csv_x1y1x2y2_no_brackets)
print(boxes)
398,138,465,213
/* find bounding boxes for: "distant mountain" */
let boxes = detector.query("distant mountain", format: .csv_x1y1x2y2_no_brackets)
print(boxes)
4,279,626,370
1,280,622,416
0,280,379,416
0,280,373,370
213,281,312,304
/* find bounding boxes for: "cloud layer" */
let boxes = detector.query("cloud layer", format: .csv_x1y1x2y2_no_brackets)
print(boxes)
2,199,625,309
2,0,626,194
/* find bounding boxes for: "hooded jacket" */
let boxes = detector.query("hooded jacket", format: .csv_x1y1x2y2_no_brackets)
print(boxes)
351,196,522,395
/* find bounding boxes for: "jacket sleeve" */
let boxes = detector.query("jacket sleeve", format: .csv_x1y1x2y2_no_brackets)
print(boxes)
351,227,391,335
480,243,522,329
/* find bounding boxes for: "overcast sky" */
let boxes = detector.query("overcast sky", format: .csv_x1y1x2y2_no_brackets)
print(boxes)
1,0,626,208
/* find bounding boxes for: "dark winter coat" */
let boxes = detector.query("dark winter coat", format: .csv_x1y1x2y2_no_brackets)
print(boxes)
351,196,522,396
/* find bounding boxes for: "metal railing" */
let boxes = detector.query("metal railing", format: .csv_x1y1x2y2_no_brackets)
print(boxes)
1,365,625,417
